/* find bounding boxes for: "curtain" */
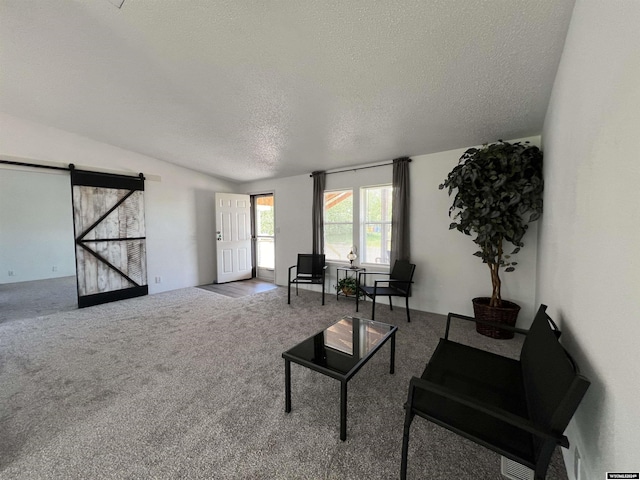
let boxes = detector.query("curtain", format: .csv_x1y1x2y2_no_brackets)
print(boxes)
390,157,411,266
312,171,326,255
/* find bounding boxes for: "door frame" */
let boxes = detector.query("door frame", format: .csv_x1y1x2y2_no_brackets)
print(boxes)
250,192,275,282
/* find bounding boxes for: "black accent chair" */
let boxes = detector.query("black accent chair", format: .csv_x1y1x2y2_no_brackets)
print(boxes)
288,254,327,305
356,260,416,322
400,305,590,480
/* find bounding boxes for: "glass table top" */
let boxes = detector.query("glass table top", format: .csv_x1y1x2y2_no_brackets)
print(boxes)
283,316,396,376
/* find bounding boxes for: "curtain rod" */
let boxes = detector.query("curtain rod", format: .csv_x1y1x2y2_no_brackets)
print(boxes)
1,158,155,181
0,159,70,172
309,158,411,177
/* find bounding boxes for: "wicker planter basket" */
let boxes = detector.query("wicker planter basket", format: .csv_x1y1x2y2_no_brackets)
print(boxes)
472,297,521,339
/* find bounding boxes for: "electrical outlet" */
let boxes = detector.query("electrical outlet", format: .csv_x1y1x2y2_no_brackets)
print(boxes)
52,266,58,272
8,270,15,277
574,448,582,480
155,276,162,284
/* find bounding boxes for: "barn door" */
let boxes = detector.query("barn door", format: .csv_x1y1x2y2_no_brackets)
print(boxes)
70,168,148,308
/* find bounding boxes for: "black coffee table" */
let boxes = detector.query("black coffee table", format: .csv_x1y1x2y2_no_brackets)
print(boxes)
282,316,397,441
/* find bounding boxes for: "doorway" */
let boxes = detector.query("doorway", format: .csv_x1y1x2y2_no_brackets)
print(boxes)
0,166,77,323
251,194,275,283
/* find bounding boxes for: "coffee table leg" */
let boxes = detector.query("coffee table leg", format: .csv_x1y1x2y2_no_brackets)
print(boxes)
390,332,396,374
285,360,291,413
340,380,347,441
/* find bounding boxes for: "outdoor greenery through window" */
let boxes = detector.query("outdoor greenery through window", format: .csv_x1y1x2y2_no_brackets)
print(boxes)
361,185,392,264
323,185,392,265
324,190,353,261
255,196,275,269
256,197,274,236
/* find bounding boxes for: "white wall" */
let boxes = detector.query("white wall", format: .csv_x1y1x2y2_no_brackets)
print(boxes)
538,2,640,479
0,168,75,283
241,136,541,326
242,174,313,288
0,113,237,294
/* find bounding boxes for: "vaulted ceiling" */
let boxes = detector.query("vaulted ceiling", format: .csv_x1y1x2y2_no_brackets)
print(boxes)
0,1,575,182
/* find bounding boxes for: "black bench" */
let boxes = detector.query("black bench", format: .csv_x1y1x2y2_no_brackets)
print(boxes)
400,305,590,480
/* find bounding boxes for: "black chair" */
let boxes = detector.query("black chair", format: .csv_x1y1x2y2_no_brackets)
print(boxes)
400,305,590,480
356,260,416,322
288,254,327,305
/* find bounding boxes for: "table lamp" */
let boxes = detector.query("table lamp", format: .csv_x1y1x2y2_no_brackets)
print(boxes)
347,249,357,269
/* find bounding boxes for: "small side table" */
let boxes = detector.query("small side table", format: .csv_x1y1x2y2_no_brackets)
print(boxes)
336,267,365,301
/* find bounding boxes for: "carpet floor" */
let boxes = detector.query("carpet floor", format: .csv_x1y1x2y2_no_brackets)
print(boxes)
0,276,77,325
0,286,569,479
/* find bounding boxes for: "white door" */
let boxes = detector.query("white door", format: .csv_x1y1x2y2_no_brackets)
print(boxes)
215,193,252,283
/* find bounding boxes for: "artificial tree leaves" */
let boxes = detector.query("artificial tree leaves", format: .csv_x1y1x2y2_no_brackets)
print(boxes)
439,140,544,307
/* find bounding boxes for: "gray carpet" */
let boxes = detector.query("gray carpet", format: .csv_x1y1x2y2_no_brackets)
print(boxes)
0,276,77,324
0,286,569,479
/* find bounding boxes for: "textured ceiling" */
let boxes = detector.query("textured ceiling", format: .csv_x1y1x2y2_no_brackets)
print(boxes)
0,1,575,182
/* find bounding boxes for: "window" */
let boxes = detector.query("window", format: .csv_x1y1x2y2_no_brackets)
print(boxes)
323,185,392,266
324,189,353,261
361,185,392,265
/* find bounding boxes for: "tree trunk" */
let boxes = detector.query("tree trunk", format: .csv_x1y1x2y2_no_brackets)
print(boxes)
489,263,501,307
488,238,503,307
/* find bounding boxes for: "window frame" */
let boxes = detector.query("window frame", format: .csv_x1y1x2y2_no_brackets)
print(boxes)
360,184,392,266
322,183,393,267
323,188,354,263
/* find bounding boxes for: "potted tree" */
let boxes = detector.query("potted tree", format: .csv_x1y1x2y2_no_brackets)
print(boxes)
439,140,544,338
